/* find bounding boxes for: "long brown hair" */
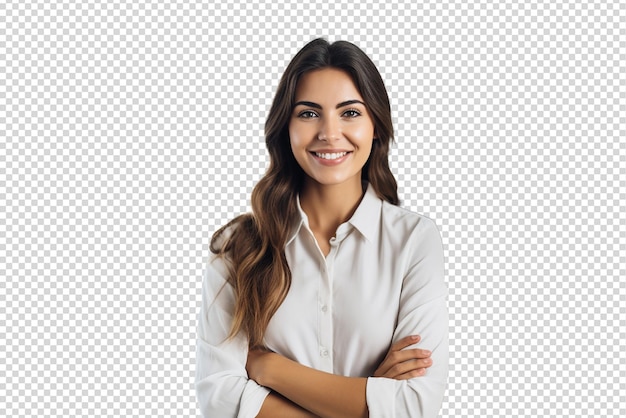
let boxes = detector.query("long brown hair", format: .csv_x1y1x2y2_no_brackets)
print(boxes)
210,38,399,348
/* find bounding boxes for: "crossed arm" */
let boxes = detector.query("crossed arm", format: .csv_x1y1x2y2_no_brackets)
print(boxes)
197,220,448,417
248,335,433,418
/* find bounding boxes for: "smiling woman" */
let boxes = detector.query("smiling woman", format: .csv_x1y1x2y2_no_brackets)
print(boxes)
195,38,449,418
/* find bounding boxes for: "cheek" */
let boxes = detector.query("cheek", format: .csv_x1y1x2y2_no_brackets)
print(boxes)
348,124,375,148
289,122,315,152
288,126,307,162
288,128,299,154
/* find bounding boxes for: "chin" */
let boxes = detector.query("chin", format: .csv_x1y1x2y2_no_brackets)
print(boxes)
309,174,361,187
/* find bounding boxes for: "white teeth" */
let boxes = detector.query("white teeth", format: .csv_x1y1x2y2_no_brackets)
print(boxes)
314,151,348,160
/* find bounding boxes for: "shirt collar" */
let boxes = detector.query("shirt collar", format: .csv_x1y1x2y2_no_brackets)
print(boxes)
286,182,382,246
347,182,382,242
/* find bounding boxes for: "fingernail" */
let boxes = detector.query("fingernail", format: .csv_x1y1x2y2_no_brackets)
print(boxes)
411,335,420,341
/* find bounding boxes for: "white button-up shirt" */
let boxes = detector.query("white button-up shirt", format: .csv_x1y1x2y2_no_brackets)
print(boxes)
196,183,449,417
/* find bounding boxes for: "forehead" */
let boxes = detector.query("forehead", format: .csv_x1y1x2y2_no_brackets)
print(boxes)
294,68,363,103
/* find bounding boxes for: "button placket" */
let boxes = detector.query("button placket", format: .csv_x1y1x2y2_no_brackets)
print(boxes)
318,247,335,372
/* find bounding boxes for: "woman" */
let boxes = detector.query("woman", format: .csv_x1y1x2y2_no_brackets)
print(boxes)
196,38,449,417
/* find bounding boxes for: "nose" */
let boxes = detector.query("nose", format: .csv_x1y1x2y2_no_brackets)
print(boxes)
317,117,341,141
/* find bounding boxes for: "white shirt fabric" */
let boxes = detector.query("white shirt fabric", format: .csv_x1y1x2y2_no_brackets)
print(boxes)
195,182,449,417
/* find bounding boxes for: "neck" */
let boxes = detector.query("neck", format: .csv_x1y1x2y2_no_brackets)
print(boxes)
299,177,366,237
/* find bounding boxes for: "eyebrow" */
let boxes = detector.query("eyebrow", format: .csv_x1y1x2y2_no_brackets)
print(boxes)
293,99,365,109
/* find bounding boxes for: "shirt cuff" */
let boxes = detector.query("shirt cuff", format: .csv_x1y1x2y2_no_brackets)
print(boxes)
366,377,396,418
238,380,271,418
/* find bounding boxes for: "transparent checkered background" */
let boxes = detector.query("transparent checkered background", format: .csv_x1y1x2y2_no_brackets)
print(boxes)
1,0,624,416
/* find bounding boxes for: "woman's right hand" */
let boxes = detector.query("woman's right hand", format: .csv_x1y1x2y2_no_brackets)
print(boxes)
373,335,433,380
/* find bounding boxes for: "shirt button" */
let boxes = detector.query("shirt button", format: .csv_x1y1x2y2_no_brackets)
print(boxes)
321,304,328,313
320,348,329,357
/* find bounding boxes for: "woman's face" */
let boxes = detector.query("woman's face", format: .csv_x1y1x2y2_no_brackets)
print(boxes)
289,68,375,189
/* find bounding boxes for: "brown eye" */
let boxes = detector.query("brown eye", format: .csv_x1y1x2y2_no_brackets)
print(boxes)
298,110,318,119
343,109,361,118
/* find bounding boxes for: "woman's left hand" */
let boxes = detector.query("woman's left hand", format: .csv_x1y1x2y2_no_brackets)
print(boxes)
373,335,432,379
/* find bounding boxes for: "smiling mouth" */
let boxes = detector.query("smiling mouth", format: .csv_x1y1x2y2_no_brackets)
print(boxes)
310,151,352,160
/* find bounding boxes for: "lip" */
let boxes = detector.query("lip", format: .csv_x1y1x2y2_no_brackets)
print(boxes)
309,150,353,166
309,149,353,153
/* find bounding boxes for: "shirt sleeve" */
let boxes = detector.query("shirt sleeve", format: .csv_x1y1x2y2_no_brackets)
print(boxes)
366,217,449,418
195,256,271,418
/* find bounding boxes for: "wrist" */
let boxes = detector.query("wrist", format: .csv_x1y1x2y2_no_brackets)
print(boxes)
257,352,279,388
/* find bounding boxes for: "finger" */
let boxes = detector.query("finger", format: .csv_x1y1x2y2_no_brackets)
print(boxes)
375,349,431,377
389,335,421,353
375,337,420,376
386,358,433,380
393,367,427,380
387,348,431,365
387,357,433,379
374,354,403,377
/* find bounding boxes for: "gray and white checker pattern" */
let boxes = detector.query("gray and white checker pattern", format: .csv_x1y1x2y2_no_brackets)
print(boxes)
1,0,624,416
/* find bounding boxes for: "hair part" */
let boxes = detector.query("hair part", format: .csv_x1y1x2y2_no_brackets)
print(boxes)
211,38,399,348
